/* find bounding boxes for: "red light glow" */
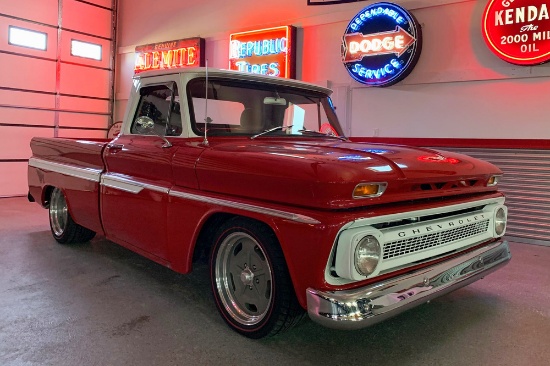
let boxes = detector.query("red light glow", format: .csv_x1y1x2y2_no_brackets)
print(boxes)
417,156,461,164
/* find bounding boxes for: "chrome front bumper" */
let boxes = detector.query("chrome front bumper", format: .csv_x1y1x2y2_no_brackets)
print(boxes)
306,240,511,330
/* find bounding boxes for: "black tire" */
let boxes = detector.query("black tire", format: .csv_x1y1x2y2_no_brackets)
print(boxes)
209,217,305,338
49,187,96,244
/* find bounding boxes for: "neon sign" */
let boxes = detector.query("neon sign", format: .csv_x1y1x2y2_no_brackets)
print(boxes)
229,26,296,78
342,2,422,87
483,0,550,65
134,37,205,74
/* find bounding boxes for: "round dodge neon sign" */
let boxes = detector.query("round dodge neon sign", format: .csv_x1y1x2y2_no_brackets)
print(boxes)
342,2,422,87
483,0,550,65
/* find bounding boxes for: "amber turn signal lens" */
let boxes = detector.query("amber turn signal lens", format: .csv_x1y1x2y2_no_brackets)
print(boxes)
487,175,502,186
353,183,387,198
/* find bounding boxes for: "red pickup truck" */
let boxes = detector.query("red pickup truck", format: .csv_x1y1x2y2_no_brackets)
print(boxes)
28,68,511,338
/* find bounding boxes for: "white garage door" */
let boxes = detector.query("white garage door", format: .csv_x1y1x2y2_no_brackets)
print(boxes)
0,0,115,197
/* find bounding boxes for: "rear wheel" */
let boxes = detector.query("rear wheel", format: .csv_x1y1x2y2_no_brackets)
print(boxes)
49,187,95,244
210,217,304,338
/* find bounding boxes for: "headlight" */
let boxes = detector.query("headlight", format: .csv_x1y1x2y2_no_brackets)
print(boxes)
354,235,381,276
495,207,507,236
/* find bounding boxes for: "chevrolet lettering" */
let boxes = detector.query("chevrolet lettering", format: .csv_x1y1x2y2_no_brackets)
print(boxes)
397,214,488,238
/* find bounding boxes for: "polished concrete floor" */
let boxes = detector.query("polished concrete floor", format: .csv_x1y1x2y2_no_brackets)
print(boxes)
1,197,549,366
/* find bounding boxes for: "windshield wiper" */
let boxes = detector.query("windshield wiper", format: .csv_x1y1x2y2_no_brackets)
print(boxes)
250,125,294,140
298,129,349,141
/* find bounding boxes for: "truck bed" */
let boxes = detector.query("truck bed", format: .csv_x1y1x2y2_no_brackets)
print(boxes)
28,137,110,235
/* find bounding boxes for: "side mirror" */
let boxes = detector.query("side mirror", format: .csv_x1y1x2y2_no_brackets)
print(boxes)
133,116,173,148
135,116,155,133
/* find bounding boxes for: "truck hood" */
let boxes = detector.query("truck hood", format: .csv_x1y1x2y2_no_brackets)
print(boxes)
194,139,502,209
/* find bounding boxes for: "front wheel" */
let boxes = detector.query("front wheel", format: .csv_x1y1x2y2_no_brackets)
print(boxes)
209,217,304,338
49,187,96,244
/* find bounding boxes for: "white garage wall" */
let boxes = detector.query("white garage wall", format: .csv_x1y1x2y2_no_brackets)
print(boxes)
115,0,550,141
350,77,550,138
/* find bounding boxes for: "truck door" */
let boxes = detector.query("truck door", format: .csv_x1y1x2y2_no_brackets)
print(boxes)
101,82,182,260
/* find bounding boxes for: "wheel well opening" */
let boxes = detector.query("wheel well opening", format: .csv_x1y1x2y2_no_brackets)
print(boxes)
43,185,55,208
192,213,277,264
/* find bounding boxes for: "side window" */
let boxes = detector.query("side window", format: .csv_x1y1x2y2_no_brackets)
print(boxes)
131,83,182,136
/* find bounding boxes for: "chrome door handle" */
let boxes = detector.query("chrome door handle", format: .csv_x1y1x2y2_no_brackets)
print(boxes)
107,143,124,152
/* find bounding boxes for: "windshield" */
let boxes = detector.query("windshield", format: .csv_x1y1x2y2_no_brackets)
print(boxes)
187,77,345,138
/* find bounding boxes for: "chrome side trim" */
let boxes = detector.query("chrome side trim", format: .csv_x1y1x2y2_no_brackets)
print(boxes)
28,157,102,182
307,240,511,330
169,189,321,225
100,174,170,195
30,156,319,224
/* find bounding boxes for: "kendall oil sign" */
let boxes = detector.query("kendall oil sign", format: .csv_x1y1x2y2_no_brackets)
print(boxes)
483,0,550,65
342,2,422,87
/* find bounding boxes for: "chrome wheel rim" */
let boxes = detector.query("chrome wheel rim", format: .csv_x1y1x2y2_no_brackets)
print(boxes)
215,232,273,326
49,188,68,237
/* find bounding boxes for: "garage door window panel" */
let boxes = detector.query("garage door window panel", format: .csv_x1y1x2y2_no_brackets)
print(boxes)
70,40,102,61
8,26,47,51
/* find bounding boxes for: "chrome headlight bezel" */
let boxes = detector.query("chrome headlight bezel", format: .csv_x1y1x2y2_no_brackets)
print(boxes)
334,228,384,281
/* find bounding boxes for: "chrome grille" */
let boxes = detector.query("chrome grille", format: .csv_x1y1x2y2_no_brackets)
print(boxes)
383,220,490,260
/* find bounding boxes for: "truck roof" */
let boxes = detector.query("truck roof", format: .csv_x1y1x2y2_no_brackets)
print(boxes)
133,67,333,95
